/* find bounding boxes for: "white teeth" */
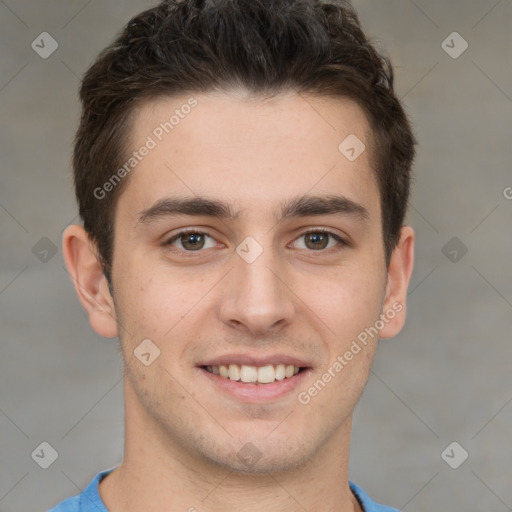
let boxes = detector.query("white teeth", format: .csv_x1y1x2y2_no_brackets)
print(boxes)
275,364,286,380
205,363,303,384
228,364,241,381
257,365,275,384
240,365,258,383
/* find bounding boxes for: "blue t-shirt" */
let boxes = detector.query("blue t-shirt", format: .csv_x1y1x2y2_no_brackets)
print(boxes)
48,467,399,511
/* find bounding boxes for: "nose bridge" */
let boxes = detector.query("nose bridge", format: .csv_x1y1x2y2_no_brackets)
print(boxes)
219,235,295,333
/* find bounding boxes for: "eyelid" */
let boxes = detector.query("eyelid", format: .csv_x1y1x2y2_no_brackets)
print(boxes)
163,227,349,253
164,228,218,251
290,228,348,251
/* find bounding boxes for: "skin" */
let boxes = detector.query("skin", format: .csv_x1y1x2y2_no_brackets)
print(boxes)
62,90,414,512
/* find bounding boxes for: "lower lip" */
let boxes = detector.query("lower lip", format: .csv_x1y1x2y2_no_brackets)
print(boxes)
198,367,312,403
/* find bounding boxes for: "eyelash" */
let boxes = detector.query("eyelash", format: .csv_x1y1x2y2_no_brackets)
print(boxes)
163,228,348,254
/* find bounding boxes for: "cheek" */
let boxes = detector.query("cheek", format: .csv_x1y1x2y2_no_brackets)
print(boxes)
302,262,386,343
126,287,183,342
114,255,215,359
302,268,382,410
112,257,177,342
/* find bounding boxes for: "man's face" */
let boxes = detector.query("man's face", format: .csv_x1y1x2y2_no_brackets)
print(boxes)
109,90,390,473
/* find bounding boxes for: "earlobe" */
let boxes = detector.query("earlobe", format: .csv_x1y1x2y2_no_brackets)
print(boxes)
62,224,118,339
379,225,415,339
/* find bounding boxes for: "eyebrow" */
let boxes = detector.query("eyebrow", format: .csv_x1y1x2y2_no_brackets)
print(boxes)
136,194,370,226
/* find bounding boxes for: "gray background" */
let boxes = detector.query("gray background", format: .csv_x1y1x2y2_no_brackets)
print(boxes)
1,0,511,510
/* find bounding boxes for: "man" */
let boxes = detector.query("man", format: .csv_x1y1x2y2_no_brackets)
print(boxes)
53,0,416,510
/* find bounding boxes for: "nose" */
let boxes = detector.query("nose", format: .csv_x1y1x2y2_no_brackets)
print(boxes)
218,244,296,337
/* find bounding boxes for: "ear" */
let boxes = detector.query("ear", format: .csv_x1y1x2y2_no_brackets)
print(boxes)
379,225,415,339
62,224,118,338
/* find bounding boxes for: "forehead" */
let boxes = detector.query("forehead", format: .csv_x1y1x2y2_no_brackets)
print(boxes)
117,90,380,226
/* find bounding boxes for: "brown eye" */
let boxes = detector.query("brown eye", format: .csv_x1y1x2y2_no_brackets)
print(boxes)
304,232,329,250
293,230,346,251
165,231,215,251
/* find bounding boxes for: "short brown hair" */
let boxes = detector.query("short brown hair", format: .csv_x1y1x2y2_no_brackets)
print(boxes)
73,0,417,284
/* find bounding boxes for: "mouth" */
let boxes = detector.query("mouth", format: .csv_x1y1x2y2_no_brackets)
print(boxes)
201,363,307,384
196,357,313,403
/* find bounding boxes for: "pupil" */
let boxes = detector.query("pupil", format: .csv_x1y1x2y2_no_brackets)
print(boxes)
184,233,203,250
307,233,327,250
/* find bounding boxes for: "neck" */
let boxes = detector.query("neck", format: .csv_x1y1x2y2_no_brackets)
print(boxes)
99,379,362,512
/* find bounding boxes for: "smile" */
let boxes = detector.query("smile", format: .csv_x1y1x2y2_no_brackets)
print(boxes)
204,364,302,384
199,363,312,403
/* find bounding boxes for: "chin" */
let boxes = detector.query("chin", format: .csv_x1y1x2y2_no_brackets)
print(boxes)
196,434,315,476
209,450,309,476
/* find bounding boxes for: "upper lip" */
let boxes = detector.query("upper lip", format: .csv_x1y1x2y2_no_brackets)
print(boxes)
197,353,312,368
